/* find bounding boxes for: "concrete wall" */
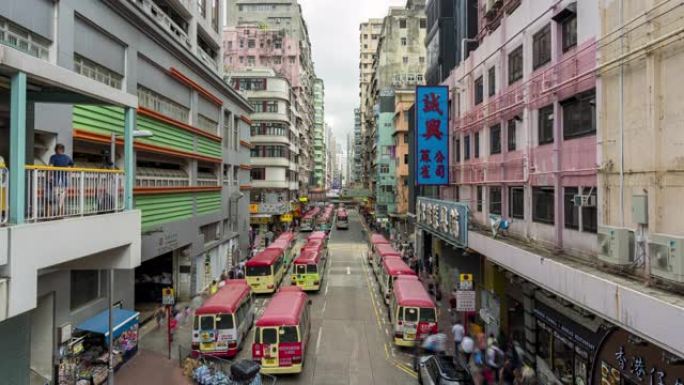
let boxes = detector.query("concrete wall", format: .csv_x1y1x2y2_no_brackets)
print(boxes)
0,312,30,385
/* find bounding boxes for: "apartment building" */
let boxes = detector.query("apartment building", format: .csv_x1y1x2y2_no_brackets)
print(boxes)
352,109,363,185
359,19,384,191
230,68,297,232
391,90,415,235
313,78,326,188
224,0,316,197
0,0,252,383
366,0,427,226
414,1,684,383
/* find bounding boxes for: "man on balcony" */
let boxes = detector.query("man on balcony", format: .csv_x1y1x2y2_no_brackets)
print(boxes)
48,143,73,217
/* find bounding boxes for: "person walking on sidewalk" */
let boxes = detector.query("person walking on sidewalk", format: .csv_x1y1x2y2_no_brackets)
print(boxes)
451,321,465,355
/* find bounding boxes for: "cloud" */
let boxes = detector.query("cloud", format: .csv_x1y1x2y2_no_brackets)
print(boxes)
298,0,407,150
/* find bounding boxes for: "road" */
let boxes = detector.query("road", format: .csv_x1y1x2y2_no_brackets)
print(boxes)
234,209,417,385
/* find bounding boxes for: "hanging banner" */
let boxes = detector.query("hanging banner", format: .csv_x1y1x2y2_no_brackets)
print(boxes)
416,85,449,185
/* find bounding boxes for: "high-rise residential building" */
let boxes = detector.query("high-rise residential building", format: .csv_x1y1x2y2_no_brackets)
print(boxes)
352,108,363,185
415,0,684,381
223,0,316,197
229,68,298,232
313,78,326,187
365,0,427,226
359,18,384,191
325,124,336,190
0,0,251,383
392,90,415,233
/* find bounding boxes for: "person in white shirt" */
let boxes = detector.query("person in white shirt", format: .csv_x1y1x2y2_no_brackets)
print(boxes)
451,321,465,353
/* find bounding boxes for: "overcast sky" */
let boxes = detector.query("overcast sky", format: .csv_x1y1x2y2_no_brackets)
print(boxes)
298,0,407,151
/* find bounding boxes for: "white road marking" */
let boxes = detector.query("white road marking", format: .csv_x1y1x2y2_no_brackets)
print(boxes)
346,266,351,275
315,327,323,353
324,280,329,296
322,299,327,314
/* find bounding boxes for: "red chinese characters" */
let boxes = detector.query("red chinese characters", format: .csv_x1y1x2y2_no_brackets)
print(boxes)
422,93,443,115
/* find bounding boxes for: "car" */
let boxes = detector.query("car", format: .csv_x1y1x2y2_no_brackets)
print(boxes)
417,355,473,385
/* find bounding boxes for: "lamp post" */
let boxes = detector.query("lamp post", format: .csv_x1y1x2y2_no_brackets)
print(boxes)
107,129,153,385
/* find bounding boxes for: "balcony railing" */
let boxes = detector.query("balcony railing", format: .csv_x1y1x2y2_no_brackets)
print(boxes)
130,0,192,49
25,166,124,222
198,48,218,71
0,17,50,60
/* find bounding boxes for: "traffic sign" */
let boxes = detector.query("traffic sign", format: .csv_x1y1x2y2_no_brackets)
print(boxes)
459,273,473,290
456,290,476,312
162,287,175,305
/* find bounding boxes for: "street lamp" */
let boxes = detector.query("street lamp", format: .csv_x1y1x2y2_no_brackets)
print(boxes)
107,129,152,385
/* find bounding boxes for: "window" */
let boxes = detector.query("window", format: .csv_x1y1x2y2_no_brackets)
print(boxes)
509,187,525,219
582,188,597,233
403,56,409,64
251,168,266,181
247,39,255,48
404,153,409,164
564,187,580,230
233,167,239,185
400,19,407,28
419,56,425,64
137,86,190,123
420,18,427,29
273,56,281,64
363,34,368,39
476,186,483,212
455,139,461,162
562,14,578,52
247,56,255,66
401,37,407,46
464,135,471,160
538,105,554,145
474,132,480,158
533,24,551,69
474,76,484,105
508,46,523,84
533,187,555,224
488,67,496,96
73,54,123,89
507,119,517,151
562,90,596,139
489,186,502,215
379,164,390,174
274,39,282,49
216,314,234,330
490,124,501,155
71,270,100,310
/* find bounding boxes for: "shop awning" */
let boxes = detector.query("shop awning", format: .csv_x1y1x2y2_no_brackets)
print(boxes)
77,309,139,343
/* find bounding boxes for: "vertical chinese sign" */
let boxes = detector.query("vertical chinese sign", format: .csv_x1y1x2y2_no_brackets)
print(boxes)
416,86,449,185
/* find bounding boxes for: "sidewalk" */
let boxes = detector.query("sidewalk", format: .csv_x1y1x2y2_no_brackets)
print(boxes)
115,349,189,385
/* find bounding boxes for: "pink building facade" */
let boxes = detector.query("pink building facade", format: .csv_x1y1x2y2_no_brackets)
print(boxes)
444,0,598,257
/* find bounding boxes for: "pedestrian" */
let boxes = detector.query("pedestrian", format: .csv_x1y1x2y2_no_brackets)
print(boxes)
228,269,235,279
154,307,165,329
500,358,516,385
183,306,192,324
451,321,465,354
486,340,505,383
421,331,447,355
265,228,274,247
48,143,74,216
209,279,218,295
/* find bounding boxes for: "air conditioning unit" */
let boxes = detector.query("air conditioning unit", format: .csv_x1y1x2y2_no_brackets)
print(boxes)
597,225,635,266
649,233,684,283
573,194,596,207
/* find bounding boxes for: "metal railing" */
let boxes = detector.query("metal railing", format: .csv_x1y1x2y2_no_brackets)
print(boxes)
0,16,50,60
136,176,190,188
197,177,219,187
0,167,7,225
130,0,192,48
25,166,124,222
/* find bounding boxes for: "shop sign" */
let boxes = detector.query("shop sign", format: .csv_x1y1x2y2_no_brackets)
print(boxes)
299,196,309,203
259,202,289,215
280,213,293,223
249,203,259,213
162,287,175,305
416,85,449,185
594,329,684,385
250,216,272,225
456,290,476,312
156,233,179,255
417,197,468,248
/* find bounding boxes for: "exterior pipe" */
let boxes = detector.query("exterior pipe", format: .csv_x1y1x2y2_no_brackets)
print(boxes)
619,0,625,227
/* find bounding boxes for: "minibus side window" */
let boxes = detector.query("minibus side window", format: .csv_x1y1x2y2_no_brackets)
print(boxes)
254,328,261,344
280,326,299,343
397,306,404,321
193,316,199,330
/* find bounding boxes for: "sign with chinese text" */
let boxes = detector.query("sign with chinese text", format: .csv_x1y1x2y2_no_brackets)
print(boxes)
416,86,449,185
417,197,468,248
249,204,259,214
456,291,476,312
280,213,293,223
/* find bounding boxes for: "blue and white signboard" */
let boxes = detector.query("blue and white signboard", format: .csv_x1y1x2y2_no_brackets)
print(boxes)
416,86,449,185
416,197,468,248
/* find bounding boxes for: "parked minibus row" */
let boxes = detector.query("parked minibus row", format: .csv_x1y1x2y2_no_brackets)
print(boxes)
368,233,438,347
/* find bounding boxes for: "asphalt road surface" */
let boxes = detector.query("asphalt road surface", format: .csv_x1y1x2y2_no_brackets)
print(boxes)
235,209,418,385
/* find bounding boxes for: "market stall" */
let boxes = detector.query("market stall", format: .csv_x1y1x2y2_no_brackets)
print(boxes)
58,309,139,385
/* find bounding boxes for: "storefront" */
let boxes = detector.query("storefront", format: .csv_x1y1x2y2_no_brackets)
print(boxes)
58,309,139,385
592,328,683,385
534,292,611,385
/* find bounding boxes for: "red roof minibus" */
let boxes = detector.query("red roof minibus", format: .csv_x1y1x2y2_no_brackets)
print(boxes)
307,231,328,247
267,231,296,265
252,286,312,374
245,248,286,294
371,243,402,278
291,248,325,291
368,233,390,264
336,209,348,229
390,276,437,347
192,280,254,357
379,256,417,305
